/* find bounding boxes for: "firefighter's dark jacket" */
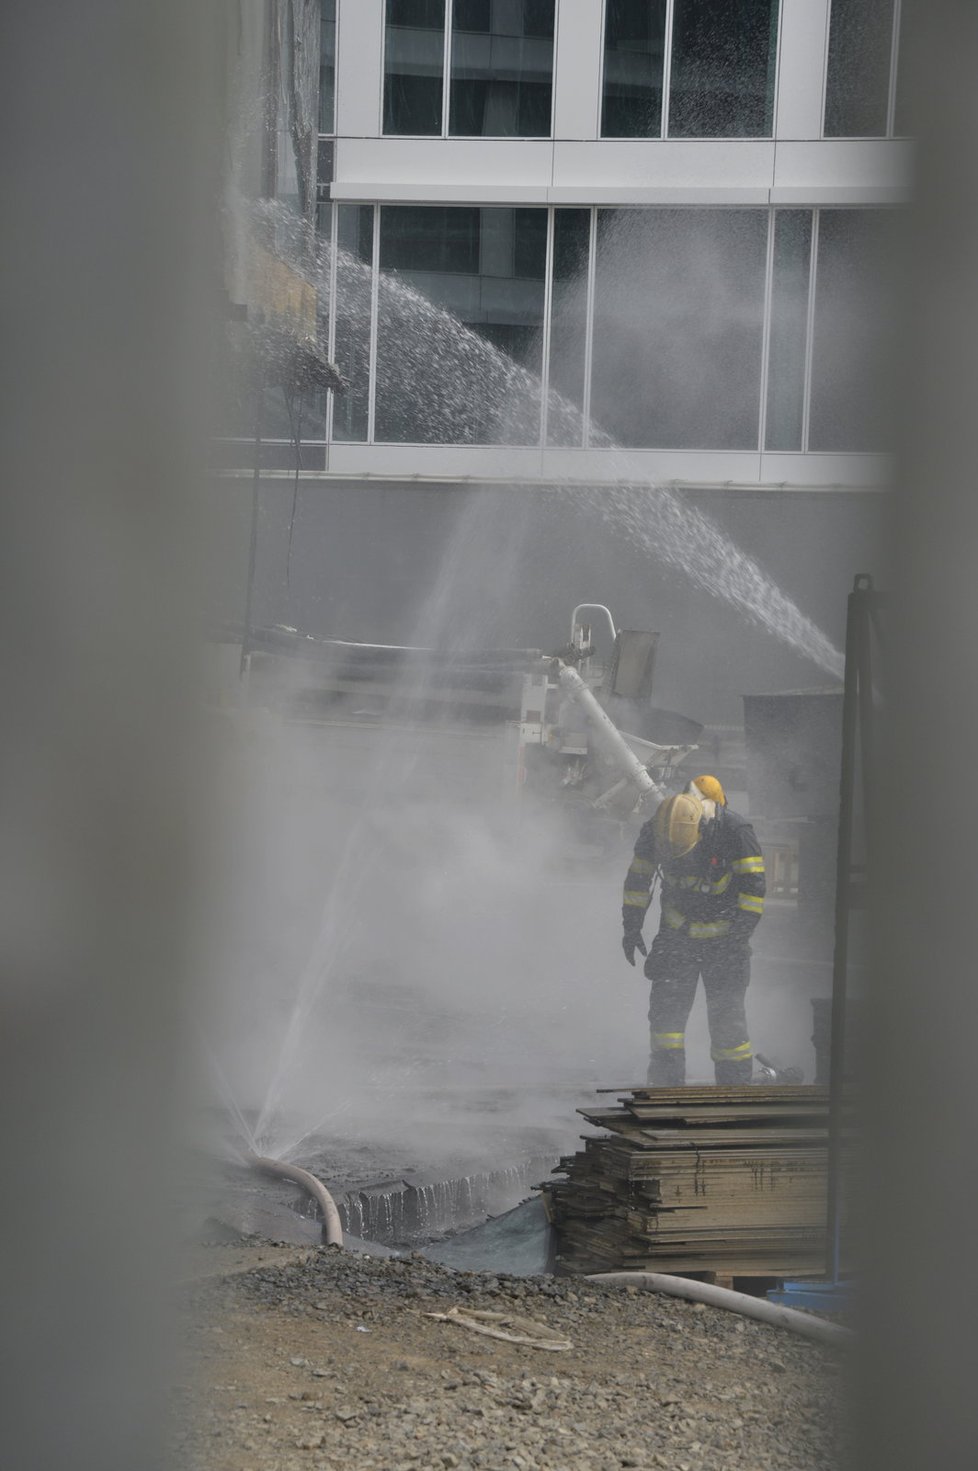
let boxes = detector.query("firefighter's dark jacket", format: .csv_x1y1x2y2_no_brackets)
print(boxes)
622,806,766,944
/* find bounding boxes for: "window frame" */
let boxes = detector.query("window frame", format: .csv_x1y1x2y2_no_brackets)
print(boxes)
381,0,449,138
599,0,674,140
821,0,908,140
381,0,558,140
598,0,784,142
214,202,892,458
589,204,774,452
371,202,552,446
355,203,891,454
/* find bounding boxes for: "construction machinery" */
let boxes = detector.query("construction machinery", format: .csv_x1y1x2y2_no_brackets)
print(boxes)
213,602,703,851
517,603,700,829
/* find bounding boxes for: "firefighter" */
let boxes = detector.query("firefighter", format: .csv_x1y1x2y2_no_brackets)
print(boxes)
621,775,765,1086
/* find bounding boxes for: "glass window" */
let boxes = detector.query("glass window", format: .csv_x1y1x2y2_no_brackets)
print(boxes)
546,209,591,447
375,205,547,444
669,0,778,139
332,204,374,442
824,0,895,137
817,0,894,138
765,211,813,453
601,0,667,138
454,0,491,29
590,209,769,449
220,232,330,448
274,1,321,216
513,207,548,279
319,0,337,134
260,377,329,446
274,54,301,213
449,0,555,137
380,205,481,275
220,373,328,447
383,0,446,136
522,0,555,39
809,210,896,452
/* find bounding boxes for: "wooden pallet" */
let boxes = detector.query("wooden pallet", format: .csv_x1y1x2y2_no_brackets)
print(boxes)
594,1085,829,1103
541,1084,832,1280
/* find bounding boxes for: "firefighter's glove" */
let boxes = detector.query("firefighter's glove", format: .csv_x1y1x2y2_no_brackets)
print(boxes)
622,932,647,967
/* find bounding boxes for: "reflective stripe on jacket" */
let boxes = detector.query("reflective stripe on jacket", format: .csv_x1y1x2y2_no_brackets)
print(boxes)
621,805,766,941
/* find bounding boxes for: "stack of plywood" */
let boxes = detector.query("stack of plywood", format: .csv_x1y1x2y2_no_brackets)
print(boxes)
540,1086,830,1280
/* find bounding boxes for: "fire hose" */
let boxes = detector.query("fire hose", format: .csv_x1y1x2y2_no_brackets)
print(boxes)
585,1271,850,1346
553,662,666,806
244,1157,846,1342
246,1152,344,1247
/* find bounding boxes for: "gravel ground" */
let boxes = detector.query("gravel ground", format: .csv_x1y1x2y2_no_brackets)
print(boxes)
177,1243,844,1471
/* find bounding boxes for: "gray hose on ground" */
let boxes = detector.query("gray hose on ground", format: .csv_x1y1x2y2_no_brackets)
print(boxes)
246,1152,344,1247
585,1272,850,1347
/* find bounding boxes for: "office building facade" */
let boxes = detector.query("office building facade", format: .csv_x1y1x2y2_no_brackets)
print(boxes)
216,1,906,717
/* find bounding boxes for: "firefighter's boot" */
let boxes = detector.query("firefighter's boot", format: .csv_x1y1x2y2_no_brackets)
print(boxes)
712,1042,753,1086
647,1029,686,1086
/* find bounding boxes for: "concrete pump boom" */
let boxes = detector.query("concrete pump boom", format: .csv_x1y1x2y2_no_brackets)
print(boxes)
553,661,667,811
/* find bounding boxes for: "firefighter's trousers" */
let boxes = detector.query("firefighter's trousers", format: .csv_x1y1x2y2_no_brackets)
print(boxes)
644,932,753,1085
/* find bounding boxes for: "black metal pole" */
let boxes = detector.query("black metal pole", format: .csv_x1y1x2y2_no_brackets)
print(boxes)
825,575,867,1282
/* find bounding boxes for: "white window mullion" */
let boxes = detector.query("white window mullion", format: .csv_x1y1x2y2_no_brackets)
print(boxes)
801,208,820,454
581,207,598,448
540,207,556,449
442,0,453,138
366,205,380,444
770,0,785,138
757,207,777,453
818,0,831,138
597,0,608,137
886,0,903,137
661,0,676,138
379,1,388,135
549,0,560,139
325,200,339,447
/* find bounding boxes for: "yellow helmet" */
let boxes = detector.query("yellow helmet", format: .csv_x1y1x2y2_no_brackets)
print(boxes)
653,791,705,860
688,774,726,807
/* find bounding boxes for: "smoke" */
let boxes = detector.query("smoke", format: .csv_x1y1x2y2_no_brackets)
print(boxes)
206,493,656,1167
591,208,771,451
205,484,824,1178
203,198,874,1167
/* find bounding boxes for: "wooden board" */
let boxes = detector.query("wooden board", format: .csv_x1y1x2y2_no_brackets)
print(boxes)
545,1083,832,1280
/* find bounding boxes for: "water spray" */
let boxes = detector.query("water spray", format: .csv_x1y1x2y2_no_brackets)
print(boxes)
222,200,846,1167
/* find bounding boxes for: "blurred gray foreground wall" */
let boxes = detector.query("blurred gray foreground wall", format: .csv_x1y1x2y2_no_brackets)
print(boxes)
0,4,220,1469
2,4,978,1471
862,4,978,1469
